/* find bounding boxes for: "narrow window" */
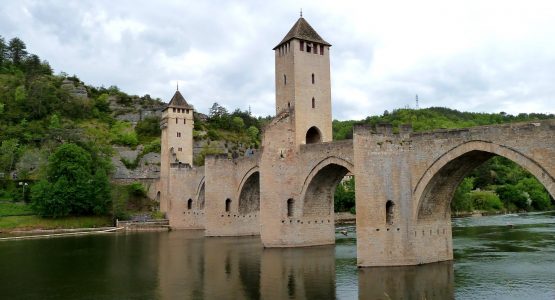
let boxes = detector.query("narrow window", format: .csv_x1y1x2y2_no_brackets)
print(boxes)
187,199,192,210
300,41,304,51
288,102,291,109
311,73,315,84
284,74,287,85
173,108,176,113
178,147,182,152
320,45,324,55
287,198,294,217
177,132,181,137
186,109,189,114
306,43,312,53
225,198,231,212
176,118,178,124
386,200,395,225
312,97,315,109
313,44,317,54
184,119,186,124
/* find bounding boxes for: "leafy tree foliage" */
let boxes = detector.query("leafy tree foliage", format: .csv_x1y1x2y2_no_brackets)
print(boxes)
7,37,27,65
334,177,355,213
31,143,111,217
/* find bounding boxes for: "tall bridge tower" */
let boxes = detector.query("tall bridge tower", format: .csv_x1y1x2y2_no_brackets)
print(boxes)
273,16,333,146
159,89,195,212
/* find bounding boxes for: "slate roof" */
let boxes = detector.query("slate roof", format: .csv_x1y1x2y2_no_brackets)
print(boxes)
165,90,194,110
273,17,331,50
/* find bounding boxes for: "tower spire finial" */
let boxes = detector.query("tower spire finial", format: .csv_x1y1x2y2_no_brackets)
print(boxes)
300,8,302,18
176,81,179,91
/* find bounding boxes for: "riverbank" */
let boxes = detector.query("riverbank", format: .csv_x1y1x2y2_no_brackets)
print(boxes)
0,215,113,233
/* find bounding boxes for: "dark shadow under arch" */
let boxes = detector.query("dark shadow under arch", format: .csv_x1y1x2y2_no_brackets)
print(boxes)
238,172,260,215
303,163,350,217
306,126,322,144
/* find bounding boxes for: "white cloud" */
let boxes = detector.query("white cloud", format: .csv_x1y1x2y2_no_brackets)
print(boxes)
1,0,554,119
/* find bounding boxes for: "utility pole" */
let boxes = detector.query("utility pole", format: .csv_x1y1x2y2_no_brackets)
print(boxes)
415,94,420,109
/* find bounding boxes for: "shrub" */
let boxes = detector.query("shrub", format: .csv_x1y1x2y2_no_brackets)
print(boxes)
470,190,504,211
128,182,146,197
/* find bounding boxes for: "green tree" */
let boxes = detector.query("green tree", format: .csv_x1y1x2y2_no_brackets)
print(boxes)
451,177,474,212
31,143,111,217
232,116,245,131
516,177,551,210
0,139,19,174
247,126,259,141
7,37,27,65
0,35,6,66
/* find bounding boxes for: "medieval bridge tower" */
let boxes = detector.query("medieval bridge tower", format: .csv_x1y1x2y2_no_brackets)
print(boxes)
274,17,333,146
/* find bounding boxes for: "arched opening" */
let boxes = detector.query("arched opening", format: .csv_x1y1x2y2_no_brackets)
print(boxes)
414,147,554,266
311,73,315,84
225,198,231,213
198,182,205,210
287,198,294,217
418,150,554,220
385,200,394,225
305,126,322,144
238,172,260,215
187,199,193,210
303,163,351,217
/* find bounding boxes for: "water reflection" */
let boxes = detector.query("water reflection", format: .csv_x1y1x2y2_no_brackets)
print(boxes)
358,261,454,300
1,212,553,299
260,246,336,300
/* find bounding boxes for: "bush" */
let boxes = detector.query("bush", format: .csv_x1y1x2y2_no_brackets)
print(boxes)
110,121,138,147
128,182,146,197
135,116,161,138
470,190,504,211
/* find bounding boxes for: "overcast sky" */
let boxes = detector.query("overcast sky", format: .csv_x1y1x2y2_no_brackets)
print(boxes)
1,0,554,120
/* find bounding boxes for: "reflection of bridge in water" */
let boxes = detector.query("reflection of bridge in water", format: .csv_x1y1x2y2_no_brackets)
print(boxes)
155,15,555,267
157,231,454,300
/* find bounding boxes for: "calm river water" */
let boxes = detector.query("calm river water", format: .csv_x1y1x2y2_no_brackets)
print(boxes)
0,211,554,299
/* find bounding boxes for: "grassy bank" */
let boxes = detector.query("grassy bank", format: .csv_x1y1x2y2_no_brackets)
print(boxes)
0,215,112,231
0,201,34,217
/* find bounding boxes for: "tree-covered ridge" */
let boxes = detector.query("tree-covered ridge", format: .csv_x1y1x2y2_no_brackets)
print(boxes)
333,107,554,140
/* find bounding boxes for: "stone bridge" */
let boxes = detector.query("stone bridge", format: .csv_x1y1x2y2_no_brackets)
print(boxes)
159,118,554,266
156,16,555,267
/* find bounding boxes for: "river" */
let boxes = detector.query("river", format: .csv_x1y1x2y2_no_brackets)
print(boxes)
0,211,553,299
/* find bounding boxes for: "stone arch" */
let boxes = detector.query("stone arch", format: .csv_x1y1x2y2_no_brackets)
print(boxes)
300,157,354,217
414,140,555,221
238,171,260,215
306,126,322,144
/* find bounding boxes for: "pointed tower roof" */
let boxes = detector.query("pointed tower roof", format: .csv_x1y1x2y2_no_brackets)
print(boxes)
273,17,331,50
164,90,194,111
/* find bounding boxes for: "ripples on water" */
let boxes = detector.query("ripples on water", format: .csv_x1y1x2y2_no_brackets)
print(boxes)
0,212,553,299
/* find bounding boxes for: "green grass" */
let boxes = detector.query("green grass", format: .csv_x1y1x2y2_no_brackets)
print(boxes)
0,201,35,217
0,215,112,231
